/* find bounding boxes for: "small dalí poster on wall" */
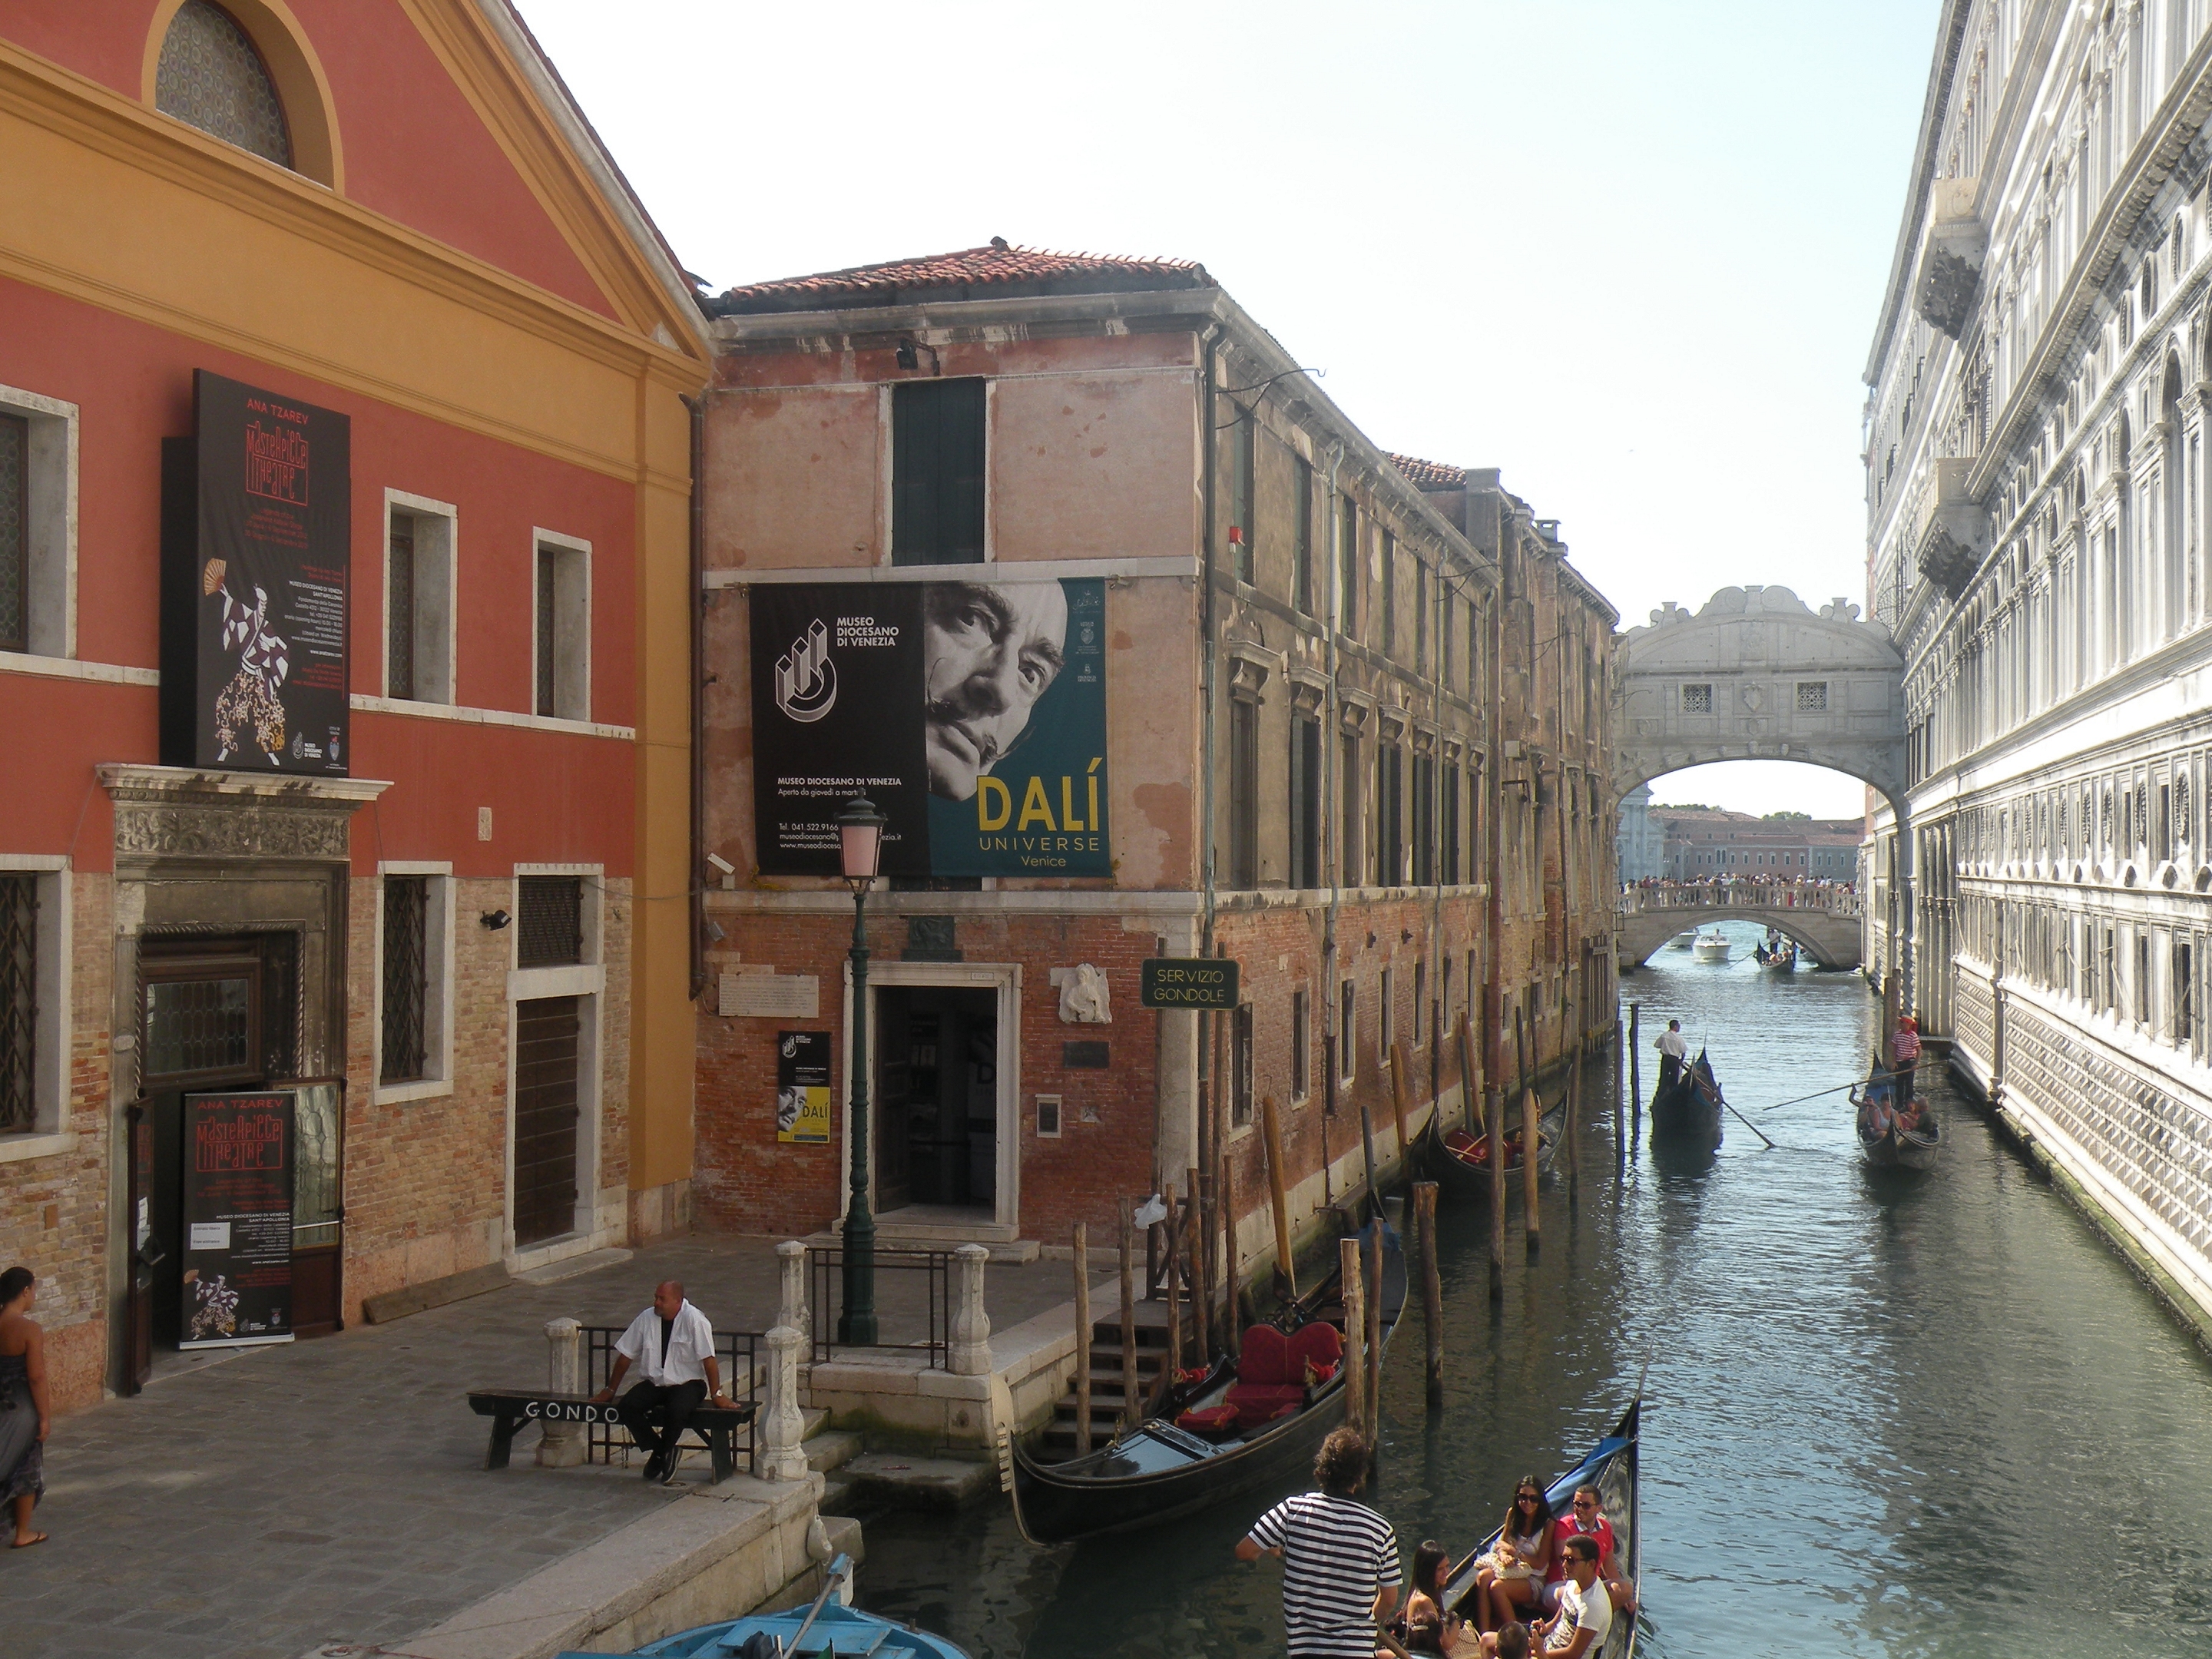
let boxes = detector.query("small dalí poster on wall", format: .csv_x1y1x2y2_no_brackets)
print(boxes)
180,1091,296,1348
777,1031,832,1144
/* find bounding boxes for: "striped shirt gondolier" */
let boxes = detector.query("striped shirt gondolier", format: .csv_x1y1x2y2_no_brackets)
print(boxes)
1893,1025,1922,1065
1247,1491,1401,1658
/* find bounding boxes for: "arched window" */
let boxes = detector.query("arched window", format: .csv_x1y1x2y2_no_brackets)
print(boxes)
155,1,291,169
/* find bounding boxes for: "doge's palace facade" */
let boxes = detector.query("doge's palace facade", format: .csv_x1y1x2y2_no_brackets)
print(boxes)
1869,0,2212,1326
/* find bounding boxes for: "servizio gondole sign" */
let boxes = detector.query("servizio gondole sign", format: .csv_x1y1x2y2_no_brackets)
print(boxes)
750,577,1109,877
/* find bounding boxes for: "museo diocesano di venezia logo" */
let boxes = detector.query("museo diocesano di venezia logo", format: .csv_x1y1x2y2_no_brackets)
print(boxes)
773,618,836,723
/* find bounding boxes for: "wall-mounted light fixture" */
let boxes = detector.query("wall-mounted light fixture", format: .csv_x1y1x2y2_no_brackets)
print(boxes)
479,909,512,931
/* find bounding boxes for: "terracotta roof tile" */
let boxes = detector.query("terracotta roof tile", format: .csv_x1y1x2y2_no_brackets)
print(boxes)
1389,453,1466,490
707,240,1210,316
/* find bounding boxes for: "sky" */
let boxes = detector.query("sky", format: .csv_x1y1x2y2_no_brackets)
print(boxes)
516,0,1939,817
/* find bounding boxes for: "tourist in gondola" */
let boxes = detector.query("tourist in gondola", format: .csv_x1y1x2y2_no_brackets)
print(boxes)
1525,1536,1611,1657
1542,1486,1634,1616
1473,1477,1553,1632
1856,1080,1895,1140
1654,1019,1687,1092
1392,1539,1476,1656
1237,1427,1401,1657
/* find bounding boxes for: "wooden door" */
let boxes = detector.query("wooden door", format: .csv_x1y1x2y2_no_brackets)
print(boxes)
512,996,581,1247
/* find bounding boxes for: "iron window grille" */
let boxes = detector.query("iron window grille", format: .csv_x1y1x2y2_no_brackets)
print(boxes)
1796,681,1829,712
517,876,583,969
154,1,292,168
1681,683,1714,714
387,517,416,700
0,876,35,1134
380,877,429,1083
0,413,25,654
1232,1004,1254,1126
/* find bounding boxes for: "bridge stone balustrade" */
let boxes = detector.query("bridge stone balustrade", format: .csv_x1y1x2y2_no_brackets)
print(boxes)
1616,883,1865,967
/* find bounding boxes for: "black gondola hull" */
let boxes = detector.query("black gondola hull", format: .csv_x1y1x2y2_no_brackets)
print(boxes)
1648,1050,1724,1142
1858,1119,1940,1170
1007,1225,1406,1547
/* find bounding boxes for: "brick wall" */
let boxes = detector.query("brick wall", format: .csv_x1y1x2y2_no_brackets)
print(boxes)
0,873,114,1412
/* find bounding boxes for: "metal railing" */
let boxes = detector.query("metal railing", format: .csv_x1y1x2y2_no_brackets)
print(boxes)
807,1247,951,1368
1618,882,1863,919
581,1325,761,1475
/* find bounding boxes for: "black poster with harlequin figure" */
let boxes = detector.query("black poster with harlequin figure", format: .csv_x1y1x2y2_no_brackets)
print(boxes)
161,370,350,773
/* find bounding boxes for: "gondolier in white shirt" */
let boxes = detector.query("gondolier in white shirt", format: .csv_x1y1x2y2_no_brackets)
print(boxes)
589,1280,731,1486
1654,1020,1687,1093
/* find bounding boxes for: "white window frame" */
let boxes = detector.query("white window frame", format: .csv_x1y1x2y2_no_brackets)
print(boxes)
505,863,609,1267
373,862,455,1105
0,382,79,663
382,489,457,705
531,529,592,724
0,856,72,1161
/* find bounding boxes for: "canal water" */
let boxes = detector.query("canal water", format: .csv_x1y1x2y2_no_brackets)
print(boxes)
859,916,2212,1655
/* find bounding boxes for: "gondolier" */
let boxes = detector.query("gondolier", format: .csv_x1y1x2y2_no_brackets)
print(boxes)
1236,1428,1400,1657
1653,1022,1687,1093
1889,1015,1921,1101
588,1280,732,1485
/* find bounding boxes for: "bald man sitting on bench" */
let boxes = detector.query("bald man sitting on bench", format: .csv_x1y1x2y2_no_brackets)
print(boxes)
590,1280,730,1486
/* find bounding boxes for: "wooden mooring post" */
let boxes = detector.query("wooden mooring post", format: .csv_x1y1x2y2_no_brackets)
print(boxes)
1363,1224,1382,1431
1220,1148,1241,1357
1522,1088,1542,1250
1486,1088,1505,1300
1187,1167,1211,1368
1566,1000,1581,1204
1073,1223,1092,1454
1161,1181,1181,1398
1261,1095,1297,1300
1415,1181,1442,1408
1118,1197,1137,1434
1339,1234,1367,1432
1628,1001,1642,1131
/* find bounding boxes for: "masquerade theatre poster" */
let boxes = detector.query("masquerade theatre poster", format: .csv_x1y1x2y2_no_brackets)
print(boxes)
162,370,351,774
750,576,1109,878
179,1091,296,1349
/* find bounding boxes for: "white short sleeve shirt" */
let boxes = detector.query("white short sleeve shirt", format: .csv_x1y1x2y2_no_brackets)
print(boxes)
614,1300,717,1387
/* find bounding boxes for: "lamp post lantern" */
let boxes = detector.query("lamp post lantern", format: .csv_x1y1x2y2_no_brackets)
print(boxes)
836,794,886,1346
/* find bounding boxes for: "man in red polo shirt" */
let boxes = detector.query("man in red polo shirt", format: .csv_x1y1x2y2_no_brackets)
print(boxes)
1543,1486,1634,1616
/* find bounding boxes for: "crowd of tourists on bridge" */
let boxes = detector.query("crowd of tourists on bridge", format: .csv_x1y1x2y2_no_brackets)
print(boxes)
1240,1427,1634,1658
1618,873,1857,912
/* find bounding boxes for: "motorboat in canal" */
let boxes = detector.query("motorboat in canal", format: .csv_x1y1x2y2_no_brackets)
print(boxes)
1853,1051,1940,1171
1428,1090,1566,1200
1665,929,1696,951
1005,1218,1406,1546
568,1553,972,1658
1649,1048,1725,1142
1691,929,1732,963
1442,1396,1643,1657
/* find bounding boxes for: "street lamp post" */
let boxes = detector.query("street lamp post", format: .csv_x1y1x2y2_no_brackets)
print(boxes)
836,795,886,1347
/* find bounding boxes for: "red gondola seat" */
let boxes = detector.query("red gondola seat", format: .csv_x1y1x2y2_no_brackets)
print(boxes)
1174,1403,1242,1437
1224,1323,1305,1415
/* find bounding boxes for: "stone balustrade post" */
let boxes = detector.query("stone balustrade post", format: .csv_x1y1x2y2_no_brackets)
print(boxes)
949,1243,992,1376
777,1239,810,1339
759,1324,810,1482
537,1316,588,1468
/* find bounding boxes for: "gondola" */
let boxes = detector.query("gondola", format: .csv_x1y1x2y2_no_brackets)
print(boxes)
1853,1050,1940,1171
608,1553,972,1658
1442,1396,1643,1658
1428,1095,1567,1201
1753,942,1798,972
1648,1048,1724,1142
1006,1217,1406,1546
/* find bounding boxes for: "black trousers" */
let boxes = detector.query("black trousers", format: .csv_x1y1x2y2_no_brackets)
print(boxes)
618,1378,706,1459
1657,1053,1682,1093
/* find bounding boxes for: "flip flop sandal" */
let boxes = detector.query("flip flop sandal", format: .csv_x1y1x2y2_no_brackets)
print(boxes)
12,1532,48,1549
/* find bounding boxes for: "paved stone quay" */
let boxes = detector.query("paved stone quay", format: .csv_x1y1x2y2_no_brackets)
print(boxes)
3,1235,1070,1659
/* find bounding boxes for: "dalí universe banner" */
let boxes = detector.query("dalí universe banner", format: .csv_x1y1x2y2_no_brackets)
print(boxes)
162,370,351,774
750,577,1109,877
180,1091,296,1349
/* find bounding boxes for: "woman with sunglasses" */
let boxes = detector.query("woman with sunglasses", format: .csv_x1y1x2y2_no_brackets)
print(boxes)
1473,1478,1553,1633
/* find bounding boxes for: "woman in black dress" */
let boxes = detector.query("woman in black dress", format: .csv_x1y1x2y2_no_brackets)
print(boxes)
1,1265,50,1549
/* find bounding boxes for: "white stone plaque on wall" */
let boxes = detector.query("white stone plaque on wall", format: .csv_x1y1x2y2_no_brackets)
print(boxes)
720,972,820,1019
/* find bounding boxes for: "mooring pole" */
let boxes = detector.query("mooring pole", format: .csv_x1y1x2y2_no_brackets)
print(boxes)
1487,1088,1505,1300
1074,1223,1092,1455
1416,1181,1442,1409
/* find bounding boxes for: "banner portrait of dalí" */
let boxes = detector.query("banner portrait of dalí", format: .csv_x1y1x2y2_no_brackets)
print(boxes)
750,576,1109,877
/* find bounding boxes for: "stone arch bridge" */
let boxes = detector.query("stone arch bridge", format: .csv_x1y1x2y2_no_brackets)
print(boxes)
1615,886,1866,968
1612,586,1908,979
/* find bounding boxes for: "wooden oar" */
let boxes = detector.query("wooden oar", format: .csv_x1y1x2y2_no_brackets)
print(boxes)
1723,1094,1777,1151
1754,1078,1866,1113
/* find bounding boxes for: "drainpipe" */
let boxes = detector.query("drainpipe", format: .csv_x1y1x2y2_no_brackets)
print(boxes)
1321,445,1346,1207
1198,323,1223,1183
683,392,707,1002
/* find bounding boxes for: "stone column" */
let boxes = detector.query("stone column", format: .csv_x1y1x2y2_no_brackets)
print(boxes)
949,1243,992,1376
758,1324,810,1482
536,1316,588,1468
777,1240,810,1339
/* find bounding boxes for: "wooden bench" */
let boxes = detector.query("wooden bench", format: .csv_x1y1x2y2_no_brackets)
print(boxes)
465,1389,757,1482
